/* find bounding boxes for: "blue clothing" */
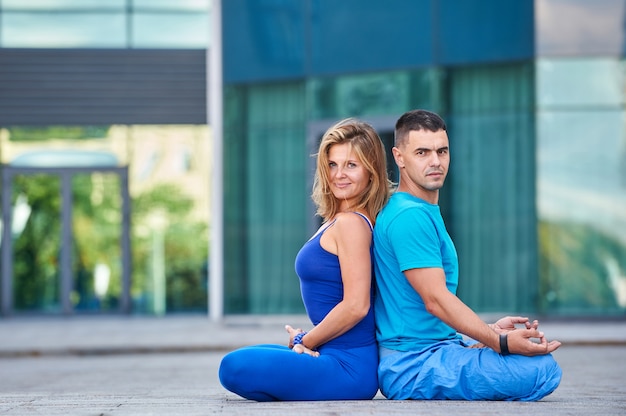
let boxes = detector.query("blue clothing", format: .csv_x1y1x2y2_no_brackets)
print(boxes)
373,192,562,401
219,213,378,401
378,343,562,401
374,192,461,351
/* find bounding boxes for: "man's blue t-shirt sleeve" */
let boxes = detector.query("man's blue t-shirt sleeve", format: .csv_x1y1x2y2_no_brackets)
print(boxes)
388,206,443,273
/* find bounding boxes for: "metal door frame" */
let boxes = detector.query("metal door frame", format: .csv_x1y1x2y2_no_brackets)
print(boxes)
1,165,131,315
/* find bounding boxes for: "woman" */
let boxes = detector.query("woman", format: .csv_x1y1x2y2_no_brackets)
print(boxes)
218,118,390,401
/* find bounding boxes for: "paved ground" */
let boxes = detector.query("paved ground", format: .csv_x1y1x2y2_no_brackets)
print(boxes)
0,315,625,415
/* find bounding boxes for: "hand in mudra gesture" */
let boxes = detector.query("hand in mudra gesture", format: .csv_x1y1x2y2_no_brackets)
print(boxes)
469,316,560,355
490,316,537,334
285,324,320,357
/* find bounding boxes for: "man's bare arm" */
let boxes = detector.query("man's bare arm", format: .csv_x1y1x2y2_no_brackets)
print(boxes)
404,267,561,355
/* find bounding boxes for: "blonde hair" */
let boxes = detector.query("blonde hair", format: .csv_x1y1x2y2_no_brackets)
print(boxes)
312,118,391,223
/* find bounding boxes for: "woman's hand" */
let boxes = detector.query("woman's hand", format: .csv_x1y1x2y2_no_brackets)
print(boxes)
285,324,302,348
285,325,319,357
292,343,320,357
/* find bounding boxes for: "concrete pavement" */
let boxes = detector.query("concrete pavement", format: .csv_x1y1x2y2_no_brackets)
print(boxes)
1,314,625,357
0,314,625,415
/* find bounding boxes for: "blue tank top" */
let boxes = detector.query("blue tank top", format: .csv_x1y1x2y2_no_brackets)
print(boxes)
294,212,376,349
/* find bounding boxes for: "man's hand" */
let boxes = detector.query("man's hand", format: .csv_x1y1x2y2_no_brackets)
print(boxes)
507,327,561,356
491,316,538,334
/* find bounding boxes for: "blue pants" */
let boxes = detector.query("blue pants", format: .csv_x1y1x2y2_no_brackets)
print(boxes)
378,341,562,401
219,343,378,401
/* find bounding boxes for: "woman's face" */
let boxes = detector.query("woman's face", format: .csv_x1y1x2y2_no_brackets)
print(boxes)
327,143,370,211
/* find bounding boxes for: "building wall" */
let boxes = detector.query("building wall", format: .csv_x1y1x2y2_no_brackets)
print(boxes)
535,0,626,314
223,0,534,83
222,0,540,314
0,1,212,316
0,49,206,125
446,63,537,313
3,0,624,316
222,0,626,316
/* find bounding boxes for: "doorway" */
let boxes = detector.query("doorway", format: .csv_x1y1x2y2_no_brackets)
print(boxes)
1,164,131,315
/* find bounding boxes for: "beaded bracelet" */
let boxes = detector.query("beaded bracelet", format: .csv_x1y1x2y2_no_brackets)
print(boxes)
292,331,307,346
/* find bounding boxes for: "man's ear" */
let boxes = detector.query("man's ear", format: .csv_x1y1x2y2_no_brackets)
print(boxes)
392,147,404,169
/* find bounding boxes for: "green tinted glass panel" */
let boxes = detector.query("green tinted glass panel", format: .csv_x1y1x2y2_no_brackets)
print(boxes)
308,69,444,120
447,62,537,313
223,82,307,313
537,58,625,108
537,99,626,315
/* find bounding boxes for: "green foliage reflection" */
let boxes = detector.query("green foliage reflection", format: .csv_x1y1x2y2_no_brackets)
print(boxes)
539,220,626,315
131,183,208,313
11,176,208,314
13,175,61,311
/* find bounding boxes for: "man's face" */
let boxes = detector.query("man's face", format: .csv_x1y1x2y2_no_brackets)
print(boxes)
392,129,449,201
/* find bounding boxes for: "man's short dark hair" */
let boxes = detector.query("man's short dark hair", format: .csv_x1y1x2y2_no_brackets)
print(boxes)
395,109,447,146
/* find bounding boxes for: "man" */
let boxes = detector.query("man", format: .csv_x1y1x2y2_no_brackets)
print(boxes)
373,109,562,401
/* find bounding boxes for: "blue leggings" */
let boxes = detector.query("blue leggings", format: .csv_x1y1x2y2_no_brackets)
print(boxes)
378,341,562,401
219,343,378,401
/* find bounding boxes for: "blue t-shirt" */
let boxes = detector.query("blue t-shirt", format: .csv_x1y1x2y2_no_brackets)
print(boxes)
374,192,461,351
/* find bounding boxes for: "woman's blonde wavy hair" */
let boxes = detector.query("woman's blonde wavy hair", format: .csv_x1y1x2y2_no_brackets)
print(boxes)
312,118,391,223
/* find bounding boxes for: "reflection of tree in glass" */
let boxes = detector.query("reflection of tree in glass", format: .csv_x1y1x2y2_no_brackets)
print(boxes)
13,174,61,311
72,173,123,311
604,257,626,308
12,177,208,314
539,220,626,315
132,183,208,314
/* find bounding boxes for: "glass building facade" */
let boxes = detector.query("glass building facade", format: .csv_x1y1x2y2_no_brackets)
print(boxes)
535,0,626,314
1,0,624,318
221,0,626,317
0,0,209,49
0,0,211,315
